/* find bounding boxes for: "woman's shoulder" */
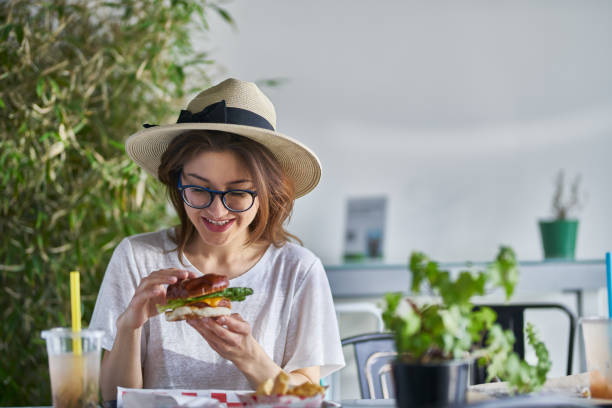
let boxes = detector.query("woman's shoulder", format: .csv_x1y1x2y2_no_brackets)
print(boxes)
266,241,322,270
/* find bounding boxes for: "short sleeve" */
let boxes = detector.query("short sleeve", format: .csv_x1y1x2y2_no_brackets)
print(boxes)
281,258,345,378
89,238,145,357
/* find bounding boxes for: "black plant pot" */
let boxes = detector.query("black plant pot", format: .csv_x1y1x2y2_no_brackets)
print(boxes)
392,359,471,408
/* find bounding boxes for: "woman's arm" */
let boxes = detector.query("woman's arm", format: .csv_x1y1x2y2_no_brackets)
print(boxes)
100,320,143,400
100,268,196,400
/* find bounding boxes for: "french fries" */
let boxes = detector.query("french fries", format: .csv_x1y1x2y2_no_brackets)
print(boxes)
271,371,290,395
286,381,326,397
254,371,326,398
255,378,274,396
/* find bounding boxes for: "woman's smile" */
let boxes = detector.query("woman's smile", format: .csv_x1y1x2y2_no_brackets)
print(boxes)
202,216,235,232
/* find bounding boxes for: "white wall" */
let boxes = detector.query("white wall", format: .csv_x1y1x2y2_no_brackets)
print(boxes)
204,0,612,264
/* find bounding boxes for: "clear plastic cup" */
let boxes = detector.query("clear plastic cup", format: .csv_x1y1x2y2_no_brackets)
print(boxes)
41,328,104,408
580,317,612,399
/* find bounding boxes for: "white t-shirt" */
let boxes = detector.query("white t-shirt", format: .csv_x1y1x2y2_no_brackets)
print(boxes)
89,229,345,390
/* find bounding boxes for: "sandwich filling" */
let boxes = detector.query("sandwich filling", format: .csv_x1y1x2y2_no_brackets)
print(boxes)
156,287,254,314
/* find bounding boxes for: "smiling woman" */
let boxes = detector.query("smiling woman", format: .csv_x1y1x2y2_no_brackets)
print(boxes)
159,130,297,258
88,79,345,399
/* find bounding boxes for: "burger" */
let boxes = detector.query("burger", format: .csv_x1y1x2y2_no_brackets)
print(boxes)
156,273,253,321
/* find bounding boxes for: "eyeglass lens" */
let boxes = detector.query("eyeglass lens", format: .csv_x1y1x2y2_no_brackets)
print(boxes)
182,188,254,211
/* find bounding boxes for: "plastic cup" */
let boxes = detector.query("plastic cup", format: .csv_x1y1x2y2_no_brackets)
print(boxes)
41,328,104,408
580,317,612,399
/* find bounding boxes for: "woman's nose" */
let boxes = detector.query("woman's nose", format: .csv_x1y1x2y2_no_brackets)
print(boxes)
206,194,228,217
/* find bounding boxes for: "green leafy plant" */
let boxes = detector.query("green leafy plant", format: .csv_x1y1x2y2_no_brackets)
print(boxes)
382,247,551,394
551,169,584,220
0,0,233,405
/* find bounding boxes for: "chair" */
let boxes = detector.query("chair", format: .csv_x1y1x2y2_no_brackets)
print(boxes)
334,302,385,332
341,332,396,399
473,303,577,384
327,303,386,400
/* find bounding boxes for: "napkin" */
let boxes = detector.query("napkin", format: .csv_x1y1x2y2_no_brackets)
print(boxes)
117,387,249,408
468,372,591,399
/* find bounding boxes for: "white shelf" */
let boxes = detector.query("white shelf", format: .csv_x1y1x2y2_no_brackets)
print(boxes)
325,259,606,298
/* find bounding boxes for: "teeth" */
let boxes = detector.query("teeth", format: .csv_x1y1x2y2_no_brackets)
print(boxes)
206,218,230,226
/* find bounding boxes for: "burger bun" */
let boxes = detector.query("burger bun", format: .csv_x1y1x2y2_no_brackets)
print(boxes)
165,305,231,322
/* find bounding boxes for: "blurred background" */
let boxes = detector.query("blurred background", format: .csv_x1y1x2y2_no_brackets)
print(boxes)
205,0,612,264
2,0,611,404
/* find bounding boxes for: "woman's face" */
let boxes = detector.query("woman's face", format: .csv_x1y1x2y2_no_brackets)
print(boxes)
181,150,259,249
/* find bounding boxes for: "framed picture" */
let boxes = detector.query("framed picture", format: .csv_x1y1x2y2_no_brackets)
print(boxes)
343,196,387,262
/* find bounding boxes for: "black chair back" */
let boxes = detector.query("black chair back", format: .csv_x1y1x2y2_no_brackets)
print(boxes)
473,303,576,384
342,332,396,399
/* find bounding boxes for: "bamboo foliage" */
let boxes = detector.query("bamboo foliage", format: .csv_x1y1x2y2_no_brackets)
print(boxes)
0,1,232,404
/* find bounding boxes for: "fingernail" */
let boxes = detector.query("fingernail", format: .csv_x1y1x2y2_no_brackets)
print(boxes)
217,317,226,324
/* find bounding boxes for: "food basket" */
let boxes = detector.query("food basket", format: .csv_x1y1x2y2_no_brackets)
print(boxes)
237,392,325,408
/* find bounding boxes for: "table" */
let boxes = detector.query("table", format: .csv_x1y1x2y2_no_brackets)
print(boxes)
338,395,612,407
7,396,612,408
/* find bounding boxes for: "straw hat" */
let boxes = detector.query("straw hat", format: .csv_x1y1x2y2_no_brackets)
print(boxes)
125,78,321,198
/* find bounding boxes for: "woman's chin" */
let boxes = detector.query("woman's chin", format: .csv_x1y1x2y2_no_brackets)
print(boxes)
195,229,247,249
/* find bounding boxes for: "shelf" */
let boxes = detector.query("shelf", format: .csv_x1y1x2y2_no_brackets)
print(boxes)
325,259,607,298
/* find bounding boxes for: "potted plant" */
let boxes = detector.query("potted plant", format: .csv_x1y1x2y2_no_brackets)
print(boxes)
382,247,552,408
539,170,584,260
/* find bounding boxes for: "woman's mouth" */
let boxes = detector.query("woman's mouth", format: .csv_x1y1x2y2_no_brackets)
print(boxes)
202,217,235,232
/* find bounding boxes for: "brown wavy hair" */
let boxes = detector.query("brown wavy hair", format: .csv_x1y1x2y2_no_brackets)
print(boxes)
158,130,299,264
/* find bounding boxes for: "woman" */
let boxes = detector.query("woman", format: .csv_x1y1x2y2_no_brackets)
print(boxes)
89,79,344,399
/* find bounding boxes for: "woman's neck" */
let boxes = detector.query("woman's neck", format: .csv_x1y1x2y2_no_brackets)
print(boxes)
184,235,268,279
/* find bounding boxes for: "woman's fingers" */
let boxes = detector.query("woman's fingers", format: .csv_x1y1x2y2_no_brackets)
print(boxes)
138,276,178,291
188,317,240,346
203,317,233,339
230,313,245,322
130,289,162,310
194,326,225,354
136,268,193,295
132,269,192,311
187,319,219,343
149,268,192,280
215,314,250,335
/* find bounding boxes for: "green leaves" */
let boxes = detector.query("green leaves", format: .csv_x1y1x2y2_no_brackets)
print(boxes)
482,323,551,394
0,0,233,405
409,251,438,293
408,247,518,306
487,246,519,300
383,247,551,393
527,323,552,388
212,5,236,27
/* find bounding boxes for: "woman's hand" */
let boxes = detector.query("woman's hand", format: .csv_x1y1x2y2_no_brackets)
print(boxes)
118,268,197,331
187,314,257,363
187,314,321,387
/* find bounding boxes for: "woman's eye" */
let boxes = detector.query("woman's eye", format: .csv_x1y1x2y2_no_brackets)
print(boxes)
228,191,248,198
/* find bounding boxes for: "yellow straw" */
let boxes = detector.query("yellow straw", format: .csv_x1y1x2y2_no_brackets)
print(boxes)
70,271,82,355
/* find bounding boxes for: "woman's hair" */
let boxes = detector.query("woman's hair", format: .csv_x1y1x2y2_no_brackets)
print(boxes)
158,130,299,263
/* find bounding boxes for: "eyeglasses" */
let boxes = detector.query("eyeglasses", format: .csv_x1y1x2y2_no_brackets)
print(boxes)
177,173,257,212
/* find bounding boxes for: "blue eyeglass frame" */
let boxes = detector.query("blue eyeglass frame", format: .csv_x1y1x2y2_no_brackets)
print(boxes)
177,173,258,212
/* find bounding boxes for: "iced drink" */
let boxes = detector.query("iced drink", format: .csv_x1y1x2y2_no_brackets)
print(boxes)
581,317,612,399
42,328,104,408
